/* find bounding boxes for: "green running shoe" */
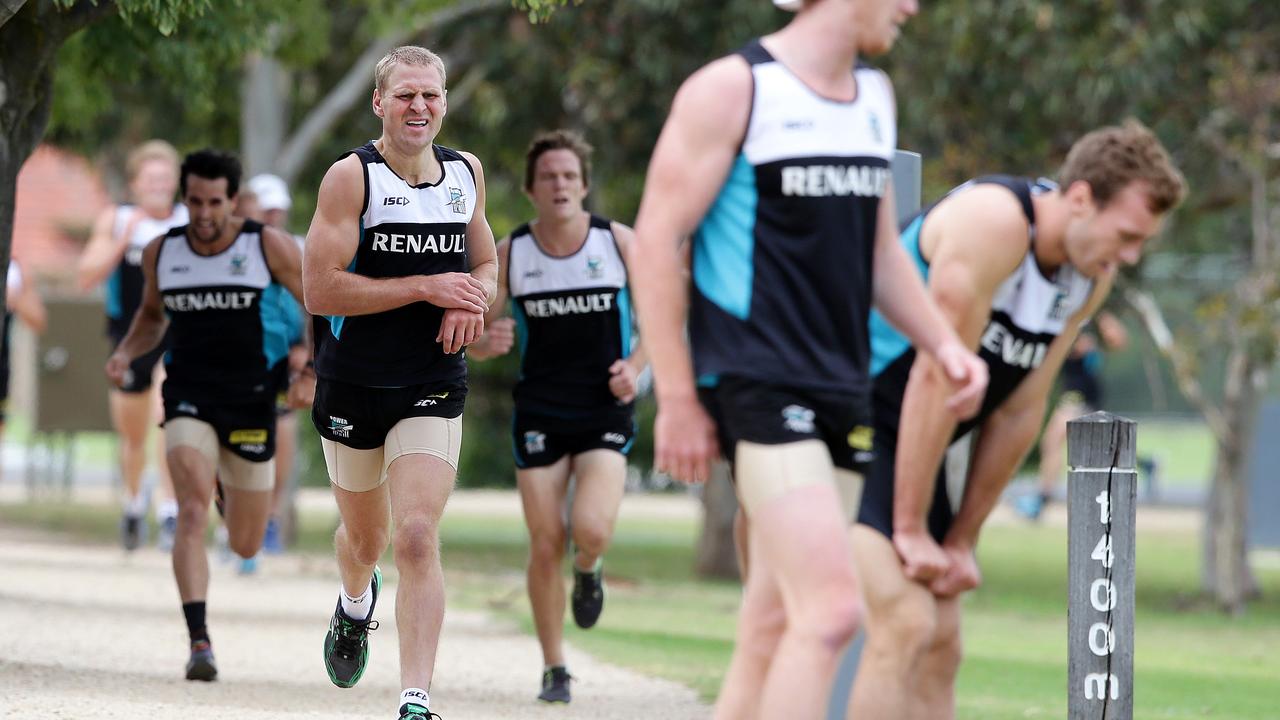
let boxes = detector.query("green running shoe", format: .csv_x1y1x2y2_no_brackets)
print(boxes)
323,566,382,687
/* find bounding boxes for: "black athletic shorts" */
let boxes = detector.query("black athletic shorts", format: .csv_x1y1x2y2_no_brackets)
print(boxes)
511,409,636,469
697,376,874,475
163,395,277,462
312,377,467,450
108,318,168,394
855,419,955,542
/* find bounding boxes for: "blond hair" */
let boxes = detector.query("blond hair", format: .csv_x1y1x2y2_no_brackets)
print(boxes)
1058,120,1187,214
374,46,447,92
125,140,179,182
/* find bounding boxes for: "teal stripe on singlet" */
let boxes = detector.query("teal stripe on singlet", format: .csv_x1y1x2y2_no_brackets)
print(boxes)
869,214,929,377
326,220,362,340
693,154,756,320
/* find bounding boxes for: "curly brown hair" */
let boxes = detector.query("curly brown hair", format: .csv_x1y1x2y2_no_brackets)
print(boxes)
524,129,593,191
1058,119,1186,214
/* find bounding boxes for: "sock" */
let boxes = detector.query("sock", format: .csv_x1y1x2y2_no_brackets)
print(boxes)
573,556,602,575
341,580,373,620
400,687,430,711
124,493,148,517
157,499,178,521
182,601,208,643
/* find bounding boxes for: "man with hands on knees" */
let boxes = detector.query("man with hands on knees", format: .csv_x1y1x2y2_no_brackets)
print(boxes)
849,121,1186,720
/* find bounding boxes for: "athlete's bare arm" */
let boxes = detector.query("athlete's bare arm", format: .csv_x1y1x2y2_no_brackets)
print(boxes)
77,206,130,291
889,187,1028,581
467,237,513,361
105,237,169,386
631,56,751,484
438,150,498,355
928,275,1114,598
609,221,646,403
262,225,315,407
303,154,488,318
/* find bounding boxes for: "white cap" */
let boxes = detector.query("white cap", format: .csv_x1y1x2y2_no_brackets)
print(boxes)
248,174,291,212
774,0,803,10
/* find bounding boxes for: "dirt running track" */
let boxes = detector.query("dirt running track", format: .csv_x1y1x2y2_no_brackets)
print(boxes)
0,527,708,719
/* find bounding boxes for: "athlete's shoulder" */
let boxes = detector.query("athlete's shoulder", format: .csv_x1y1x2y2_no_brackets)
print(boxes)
316,153,366,216
436,145,482,182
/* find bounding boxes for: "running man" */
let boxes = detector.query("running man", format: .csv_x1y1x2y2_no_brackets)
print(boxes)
106,148,308,682
304,46,497,720
628,1,987,717
79,140,188,552
849,121,1185,719
469,130,644,704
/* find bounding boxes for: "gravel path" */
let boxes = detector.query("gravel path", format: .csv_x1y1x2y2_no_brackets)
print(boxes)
0,526,707,719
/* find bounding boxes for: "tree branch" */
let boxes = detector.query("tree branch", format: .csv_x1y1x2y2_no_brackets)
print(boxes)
275,0,505,183
1125,288,1230,441
44,0,119,44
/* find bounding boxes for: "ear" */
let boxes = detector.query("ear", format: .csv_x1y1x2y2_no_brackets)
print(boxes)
1064,179,1095,214
372,89,385,119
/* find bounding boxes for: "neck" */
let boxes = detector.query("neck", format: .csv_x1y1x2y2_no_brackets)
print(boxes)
765,7,861,96
1031,192,1070,271
137,201,174,219
375,136,441,185
187,217,242,256
532,211,590,253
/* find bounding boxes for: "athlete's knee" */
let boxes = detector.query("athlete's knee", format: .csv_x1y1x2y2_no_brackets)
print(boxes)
528,530,565,567
791,586,862,652
176,500,209,534
868,591,938,662
393,514,440,567
571,519,612,557
228,530,261,559
336,523,388,566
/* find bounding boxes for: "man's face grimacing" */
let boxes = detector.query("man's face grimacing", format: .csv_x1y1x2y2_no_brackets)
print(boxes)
527,149,588,222
374,63,448,150
1063,180,1164,279
184,175,235,245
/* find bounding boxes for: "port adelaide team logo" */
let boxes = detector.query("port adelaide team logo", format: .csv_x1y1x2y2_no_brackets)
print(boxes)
448,187,467,214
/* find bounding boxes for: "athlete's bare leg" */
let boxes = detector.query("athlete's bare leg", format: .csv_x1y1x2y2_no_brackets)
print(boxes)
111,389,154,509
847,524,940,720
914,594,963,720
516,457,572,667
388,453,455,690
567,449,626,571
713,524,785,720
168,445,215,603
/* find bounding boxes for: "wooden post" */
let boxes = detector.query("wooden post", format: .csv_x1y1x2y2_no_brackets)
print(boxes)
1068,412,1137,719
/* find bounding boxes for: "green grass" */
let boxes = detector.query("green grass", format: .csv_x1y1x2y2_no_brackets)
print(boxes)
4,499,1278,718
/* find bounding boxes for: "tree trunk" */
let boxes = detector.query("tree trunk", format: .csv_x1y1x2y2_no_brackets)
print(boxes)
695,462,741,580
240,49,290,178
1201,348,1261,613
0,1,117,312
0,3,63,314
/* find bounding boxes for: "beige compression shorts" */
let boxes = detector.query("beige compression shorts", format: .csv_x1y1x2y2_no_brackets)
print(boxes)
165,417,274,492
735,439,864,519
322,415,463,493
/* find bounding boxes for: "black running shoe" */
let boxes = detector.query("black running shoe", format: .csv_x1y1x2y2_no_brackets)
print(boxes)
571,565,604,629
185,639,217,681
537,665,572,704
323,566,382,688
398,702,442,719
121,513,143,552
